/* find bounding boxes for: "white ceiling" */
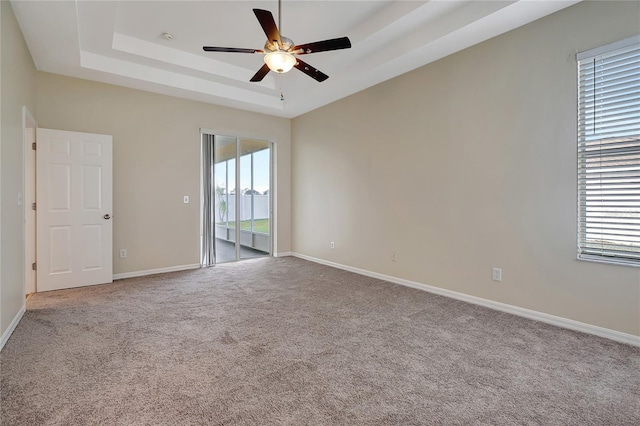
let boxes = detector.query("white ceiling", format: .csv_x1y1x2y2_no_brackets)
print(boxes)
11,0,579,118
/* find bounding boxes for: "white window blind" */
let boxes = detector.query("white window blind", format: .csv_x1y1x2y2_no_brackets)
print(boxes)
577,36,640,266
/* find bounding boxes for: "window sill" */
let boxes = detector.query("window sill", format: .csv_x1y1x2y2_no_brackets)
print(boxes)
577,255,640,269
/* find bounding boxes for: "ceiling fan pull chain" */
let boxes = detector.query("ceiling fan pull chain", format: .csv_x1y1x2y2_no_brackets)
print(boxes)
280,75,285,101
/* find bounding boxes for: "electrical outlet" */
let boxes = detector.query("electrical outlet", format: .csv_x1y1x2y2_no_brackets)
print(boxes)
119,249,127,259
492,267,502,282
330,242,335,249
392,251,398,262
183,195,190,204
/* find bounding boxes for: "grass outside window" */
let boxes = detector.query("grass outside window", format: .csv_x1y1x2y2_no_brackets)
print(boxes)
218,219,269,234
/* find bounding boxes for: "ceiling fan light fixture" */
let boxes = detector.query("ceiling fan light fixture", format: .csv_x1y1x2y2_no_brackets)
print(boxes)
264,51,296,73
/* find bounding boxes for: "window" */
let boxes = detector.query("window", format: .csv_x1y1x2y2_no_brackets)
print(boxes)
577,36,640,266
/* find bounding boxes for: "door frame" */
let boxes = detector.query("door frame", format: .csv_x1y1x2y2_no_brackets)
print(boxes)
200,128,276,262
23,106,37,295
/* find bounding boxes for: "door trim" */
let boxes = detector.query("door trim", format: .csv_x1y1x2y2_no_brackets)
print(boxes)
22,106,37,295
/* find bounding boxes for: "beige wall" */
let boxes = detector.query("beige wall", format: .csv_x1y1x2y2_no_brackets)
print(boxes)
36,73,291,275
1,0,37,338
291,1,640,336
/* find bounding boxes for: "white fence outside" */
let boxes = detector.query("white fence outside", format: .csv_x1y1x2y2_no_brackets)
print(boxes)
214,194,269,223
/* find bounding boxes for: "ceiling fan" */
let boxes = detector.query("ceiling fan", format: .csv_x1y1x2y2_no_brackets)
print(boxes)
202,1,351,83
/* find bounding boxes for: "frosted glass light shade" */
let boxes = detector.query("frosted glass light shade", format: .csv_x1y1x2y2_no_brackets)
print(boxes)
264,52,296,73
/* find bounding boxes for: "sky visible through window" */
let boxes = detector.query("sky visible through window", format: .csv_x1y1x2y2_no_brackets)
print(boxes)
215,148,269,194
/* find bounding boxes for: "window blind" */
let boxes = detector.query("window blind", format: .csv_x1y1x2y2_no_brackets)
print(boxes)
577,37,640,266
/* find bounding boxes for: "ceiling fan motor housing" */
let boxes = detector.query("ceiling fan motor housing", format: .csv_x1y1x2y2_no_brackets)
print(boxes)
265,36,295,53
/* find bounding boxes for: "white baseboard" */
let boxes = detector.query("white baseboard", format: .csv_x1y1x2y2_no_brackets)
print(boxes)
274,251,293,258
113,264,201,280
0,303,26,351
291,252,640,347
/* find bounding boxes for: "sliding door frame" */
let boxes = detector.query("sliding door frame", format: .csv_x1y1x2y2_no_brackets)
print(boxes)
200,128,275,264
234,139,241,260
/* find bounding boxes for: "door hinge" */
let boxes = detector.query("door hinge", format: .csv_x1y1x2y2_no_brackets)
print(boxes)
32,142,36,150
32,202,36,211
32,262,37,271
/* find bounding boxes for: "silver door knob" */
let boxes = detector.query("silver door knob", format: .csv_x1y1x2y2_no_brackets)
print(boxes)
103,214,111,220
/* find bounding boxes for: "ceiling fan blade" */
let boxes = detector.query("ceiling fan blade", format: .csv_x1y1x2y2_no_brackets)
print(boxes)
203,46,263,54
250,63,271,82
294,59,329,82
253,9,282,47
294,37,352,54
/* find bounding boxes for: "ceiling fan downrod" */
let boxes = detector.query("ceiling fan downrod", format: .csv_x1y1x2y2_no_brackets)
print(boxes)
278,0,282,34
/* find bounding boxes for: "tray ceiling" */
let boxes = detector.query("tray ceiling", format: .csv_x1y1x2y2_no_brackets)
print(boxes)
11,0,579,118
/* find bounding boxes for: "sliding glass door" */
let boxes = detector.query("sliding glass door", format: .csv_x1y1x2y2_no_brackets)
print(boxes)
202,133,272,265
239,139,271,259
212,135,236,263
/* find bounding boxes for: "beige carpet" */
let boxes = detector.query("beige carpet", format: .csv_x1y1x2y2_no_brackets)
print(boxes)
1,257,639,425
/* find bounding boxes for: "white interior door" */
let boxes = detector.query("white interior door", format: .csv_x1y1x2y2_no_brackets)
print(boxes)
36,128,113,292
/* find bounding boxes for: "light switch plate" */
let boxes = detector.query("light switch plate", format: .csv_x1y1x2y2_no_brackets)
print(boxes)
492,267,502,282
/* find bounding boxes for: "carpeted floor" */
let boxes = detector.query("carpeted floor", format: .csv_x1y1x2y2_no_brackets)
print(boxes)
1,257,639,425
